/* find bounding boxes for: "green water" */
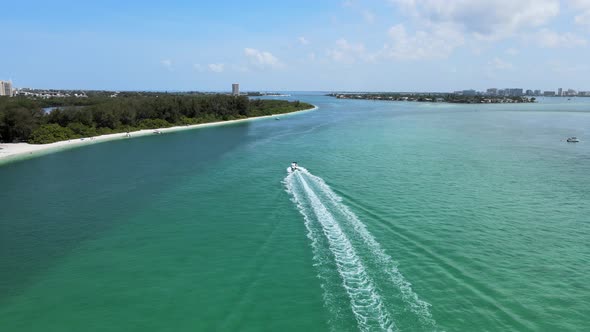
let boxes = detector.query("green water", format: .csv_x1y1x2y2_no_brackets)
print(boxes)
1,94,589,331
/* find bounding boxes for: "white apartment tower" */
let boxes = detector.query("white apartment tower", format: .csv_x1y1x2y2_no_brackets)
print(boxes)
0,80,13,97
232,83,240,96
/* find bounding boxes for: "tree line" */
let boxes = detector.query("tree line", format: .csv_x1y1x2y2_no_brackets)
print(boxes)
328,93,536,104
0,94,312,144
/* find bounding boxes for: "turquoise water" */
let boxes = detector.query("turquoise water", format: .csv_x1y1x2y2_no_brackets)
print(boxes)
1,94,589,331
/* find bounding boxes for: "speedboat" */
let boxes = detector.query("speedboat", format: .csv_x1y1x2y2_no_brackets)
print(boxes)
567,137,580,143
290,162,298,171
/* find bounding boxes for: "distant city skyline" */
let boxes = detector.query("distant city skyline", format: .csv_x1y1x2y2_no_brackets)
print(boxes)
6,83,590,96
462,87,590,97
2,1,590,91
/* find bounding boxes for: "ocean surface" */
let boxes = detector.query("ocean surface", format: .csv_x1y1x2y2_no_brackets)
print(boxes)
1,94,589,331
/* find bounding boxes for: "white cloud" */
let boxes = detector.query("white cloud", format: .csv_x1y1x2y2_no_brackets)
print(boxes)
505,48,520,56
575,11,590,25
244,48,283,69
297,36,309,45
342,0,354,7
161,59,173,70
390,0,560,39
379,23,464,60
194,63,225,72
471,47,483,55
327,38,367,63
489,57,513,70
532,29,587,48
570,0,590,25
208,63,225,73
362,10,376,23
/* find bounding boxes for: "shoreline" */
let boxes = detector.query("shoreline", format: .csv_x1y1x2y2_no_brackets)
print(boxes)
0,105,318,165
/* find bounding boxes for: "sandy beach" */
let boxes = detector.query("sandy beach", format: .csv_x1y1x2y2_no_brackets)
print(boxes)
0,105,317,164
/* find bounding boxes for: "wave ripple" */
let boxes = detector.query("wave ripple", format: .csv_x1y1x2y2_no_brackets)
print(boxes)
285,167,438,331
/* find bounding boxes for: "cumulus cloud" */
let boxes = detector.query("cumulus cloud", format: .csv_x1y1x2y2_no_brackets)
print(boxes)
379,23,464,60
161,59,173,70
489,57,513,70
505,48,520,55
342,0,354,7
570,0,590,25
390,0,560,38
194,63,225,72
532,29,587,48
208,63,225,73
244,48,283,69
362,10,376,23
575,11,590,25
327,38,368,63
297,36,309,45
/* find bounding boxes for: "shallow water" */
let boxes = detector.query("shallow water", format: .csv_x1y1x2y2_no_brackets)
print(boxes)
1,94,589,331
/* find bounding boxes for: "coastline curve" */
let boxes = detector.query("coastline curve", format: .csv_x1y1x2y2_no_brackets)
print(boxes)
0,105,318,166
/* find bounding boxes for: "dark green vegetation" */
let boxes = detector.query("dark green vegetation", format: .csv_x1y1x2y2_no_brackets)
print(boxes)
328,93,535,104
0,94,312,144
246,92,284,96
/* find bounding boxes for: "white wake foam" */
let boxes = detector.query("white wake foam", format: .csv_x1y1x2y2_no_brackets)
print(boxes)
285,167,438,331
286,171,396,332
299,168,436,327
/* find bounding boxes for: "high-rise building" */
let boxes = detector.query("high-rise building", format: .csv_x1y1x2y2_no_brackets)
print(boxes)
558,88,563,96
525,90,533,96
0,80,13,97
486,88,498,95
534,90,541,96
505,88,523,97
232,83,240,96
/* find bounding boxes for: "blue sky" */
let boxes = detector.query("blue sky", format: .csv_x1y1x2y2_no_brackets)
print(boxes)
3,0,590,91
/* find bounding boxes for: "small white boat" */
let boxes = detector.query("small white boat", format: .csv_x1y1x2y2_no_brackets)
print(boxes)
154,130,162,134
290,162,298,172
567,137,580,143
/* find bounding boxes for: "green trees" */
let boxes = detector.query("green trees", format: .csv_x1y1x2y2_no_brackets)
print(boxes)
0,107,44,142
328,93,537,104
29,124,75,144
0,94,312,144
67,123,97,137
247,99,310,116
138,119,173,129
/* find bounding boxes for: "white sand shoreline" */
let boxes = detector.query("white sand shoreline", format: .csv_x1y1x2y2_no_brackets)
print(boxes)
0,105,318,165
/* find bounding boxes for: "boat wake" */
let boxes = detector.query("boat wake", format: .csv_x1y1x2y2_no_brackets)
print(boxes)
284,167,437,331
